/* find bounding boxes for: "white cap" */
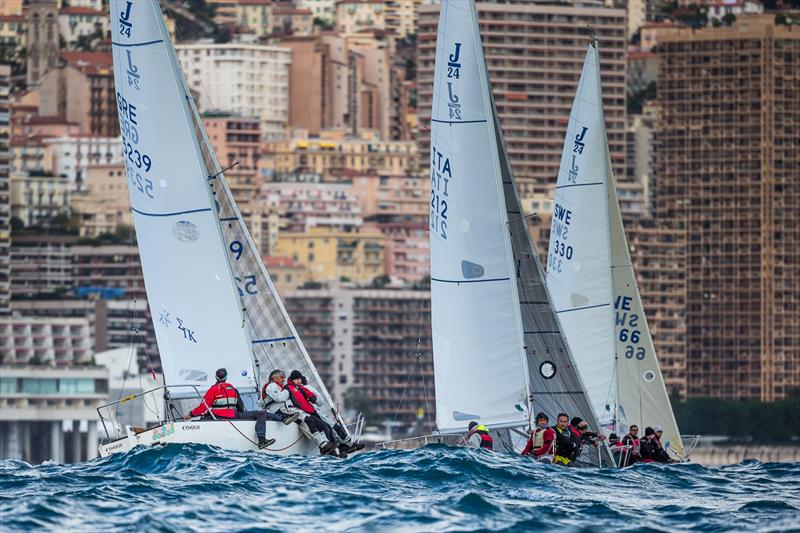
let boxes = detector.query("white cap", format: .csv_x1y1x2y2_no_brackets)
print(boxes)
654,425,664,432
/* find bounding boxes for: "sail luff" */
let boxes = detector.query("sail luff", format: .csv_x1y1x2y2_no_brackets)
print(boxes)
594,41,621,428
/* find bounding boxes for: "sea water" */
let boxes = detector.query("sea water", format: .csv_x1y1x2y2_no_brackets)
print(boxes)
1,444,798,531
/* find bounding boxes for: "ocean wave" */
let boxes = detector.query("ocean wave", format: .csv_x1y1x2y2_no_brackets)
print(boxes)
1,444,798,532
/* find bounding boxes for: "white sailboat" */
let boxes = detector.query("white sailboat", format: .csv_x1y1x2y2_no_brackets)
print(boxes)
545,38,686,461
98,0,356,457
387,0,612,465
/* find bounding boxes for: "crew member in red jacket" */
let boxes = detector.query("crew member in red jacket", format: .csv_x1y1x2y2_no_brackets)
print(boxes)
285,370,340,448
522,412,556,463
184,368,277,449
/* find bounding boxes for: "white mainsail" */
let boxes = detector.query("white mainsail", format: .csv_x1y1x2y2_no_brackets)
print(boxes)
110,0,344,432
429,0,531,433
111,0,254,390
546,41,684,457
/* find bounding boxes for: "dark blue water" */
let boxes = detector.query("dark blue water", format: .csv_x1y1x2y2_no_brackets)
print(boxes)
1,444,798,532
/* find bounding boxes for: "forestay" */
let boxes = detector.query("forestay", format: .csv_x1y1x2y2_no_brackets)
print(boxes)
429,0,530,433
546,43,617,425
110,0,255,390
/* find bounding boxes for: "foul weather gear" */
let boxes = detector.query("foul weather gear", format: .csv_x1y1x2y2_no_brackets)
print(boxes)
553,425,576,465
190,382,242,419
286,381,316,414
522,426,556,461
469,424,494,450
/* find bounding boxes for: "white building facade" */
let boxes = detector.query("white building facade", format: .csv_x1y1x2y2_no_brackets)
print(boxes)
175,42,291,139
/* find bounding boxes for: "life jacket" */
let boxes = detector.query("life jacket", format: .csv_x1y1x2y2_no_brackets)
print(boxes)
209,382,238,418
532,427,555,460
552,426,572,465
286,381,316,414
473,425,493,450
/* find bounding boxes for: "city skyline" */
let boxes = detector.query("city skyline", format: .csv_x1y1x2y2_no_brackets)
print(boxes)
1,0,799,464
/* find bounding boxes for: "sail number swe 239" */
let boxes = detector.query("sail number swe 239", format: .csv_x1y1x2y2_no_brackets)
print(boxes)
117,91,156,199
430,147,452,240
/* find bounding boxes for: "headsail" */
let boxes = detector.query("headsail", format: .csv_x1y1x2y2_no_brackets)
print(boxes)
429,0,531,433
111,0,254,390
547,41,683,456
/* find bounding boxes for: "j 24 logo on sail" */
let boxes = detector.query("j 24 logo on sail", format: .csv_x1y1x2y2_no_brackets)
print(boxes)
119,1,133,37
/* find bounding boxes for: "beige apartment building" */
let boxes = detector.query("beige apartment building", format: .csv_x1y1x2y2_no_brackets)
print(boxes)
335,0,386,34
0,64,9,315
417,1,627,199
39,51,119,137
654,16,800,401
280,33,392,140
70,164,132,237
274,226,385,284
266,130,418,177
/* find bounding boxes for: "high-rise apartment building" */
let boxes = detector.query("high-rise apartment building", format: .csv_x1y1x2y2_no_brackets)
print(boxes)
417,1,627,199
280,34,392,139
0,64,9,315
285,285,433,430
175,42,291,138
655,16,800,401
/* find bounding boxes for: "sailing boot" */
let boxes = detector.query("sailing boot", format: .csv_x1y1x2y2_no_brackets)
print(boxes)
320,441,339,455
282,412,300,425
258,436,276,449
344,441,366,454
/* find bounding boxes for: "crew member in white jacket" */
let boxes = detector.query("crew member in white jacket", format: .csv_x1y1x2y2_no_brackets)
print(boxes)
262,369,338,455
300,374,365,456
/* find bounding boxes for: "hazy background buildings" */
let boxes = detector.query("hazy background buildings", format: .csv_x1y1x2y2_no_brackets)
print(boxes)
0,0,798,462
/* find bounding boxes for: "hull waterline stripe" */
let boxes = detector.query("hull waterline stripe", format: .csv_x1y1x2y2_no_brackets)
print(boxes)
252,336,296,344
524,330,561,335
556,303,610,314
531,390,587,395
112,39,164,48
219,217,239,222
555,181,603,190
132,207,212,217
430,119,488,125
431,276,510,284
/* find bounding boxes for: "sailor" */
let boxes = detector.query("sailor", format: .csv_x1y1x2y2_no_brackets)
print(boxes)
521,412,555,463
639,426,659,463
298,373,366,456
620,425,641,466
285,370,340,448
652,426,674,463
184,368,277,449
570,418,606,466
262,369,338,455
465,421,494,450
552,413,577,466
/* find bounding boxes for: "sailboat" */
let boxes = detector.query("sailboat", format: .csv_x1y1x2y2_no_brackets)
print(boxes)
97,0,357,457
545,37,687,462
380,0,612,466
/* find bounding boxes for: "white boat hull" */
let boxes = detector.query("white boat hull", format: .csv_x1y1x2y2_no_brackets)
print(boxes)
98,420,320,457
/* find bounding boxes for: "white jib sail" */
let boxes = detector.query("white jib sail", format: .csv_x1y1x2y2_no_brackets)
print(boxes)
111,0,256,391
545,43,617,426
430,0,530,433
608,149,685,457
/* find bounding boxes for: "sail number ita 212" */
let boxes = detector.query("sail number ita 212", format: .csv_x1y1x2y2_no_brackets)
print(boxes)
430,147,451,240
